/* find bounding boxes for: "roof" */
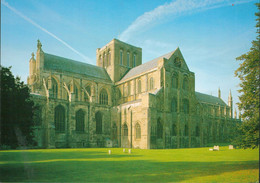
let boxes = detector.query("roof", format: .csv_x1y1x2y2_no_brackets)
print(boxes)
43,53,111,82
152,87,163,95
195,92,227,106
119,50,176,82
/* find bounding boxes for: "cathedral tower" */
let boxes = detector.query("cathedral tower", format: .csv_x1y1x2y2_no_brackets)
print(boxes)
96,39,142,82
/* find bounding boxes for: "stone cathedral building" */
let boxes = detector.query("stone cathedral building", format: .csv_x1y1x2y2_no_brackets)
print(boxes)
28,39,239,149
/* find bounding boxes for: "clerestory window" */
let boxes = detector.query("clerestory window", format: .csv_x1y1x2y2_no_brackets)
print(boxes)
99,89,108,105
120,50,123,65
127,52,130,67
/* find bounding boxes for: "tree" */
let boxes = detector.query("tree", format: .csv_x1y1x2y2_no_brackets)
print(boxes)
0,66,35,149
233,3,260,149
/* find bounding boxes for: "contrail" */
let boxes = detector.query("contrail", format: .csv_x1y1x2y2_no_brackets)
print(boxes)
1,0,91,63
118,0,255,42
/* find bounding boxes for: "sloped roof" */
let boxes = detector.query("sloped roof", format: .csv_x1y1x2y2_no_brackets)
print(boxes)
195,92,227,106
119,50,176,82
43,53,111,82
152,87,163,95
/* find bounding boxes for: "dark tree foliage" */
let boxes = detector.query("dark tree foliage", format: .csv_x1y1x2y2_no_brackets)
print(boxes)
233,3,260,149
0,66,35,149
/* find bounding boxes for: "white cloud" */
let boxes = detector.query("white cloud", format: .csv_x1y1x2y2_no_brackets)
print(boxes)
118,0,254,42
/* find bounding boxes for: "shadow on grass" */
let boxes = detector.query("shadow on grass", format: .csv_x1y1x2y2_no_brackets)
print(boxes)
0,160,258,182
0,150,141,163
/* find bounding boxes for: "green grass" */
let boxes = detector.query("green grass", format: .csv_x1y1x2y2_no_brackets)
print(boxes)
0,147,258,182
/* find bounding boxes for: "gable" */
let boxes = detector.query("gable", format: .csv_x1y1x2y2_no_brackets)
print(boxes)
167,47,190,71
118,51,175,83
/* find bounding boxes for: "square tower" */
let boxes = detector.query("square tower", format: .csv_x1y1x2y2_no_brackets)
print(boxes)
96,39,142,82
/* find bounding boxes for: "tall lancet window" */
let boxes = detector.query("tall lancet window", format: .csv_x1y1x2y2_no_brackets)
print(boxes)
135,123,141,139
76,109,85,132
108,51,111,66
99,89,108,105
127,52,130,67
133,54,136,67
55,105,65,132
51,78,58,99
120,50,123,65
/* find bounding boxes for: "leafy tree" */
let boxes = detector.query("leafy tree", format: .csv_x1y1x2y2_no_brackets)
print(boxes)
0,66,35,149
233,3,260,149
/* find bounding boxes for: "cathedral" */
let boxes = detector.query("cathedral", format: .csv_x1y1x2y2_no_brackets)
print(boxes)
28,39,239,149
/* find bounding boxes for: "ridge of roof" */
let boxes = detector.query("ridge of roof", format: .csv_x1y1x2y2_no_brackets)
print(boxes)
43,53,111,82
195,91,227,106
119,49,177,83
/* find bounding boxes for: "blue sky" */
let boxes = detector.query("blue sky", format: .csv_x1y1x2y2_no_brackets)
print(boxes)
1,0,258,115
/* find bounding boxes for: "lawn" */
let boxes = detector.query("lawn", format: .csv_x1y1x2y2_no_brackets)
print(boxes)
0,147,258,182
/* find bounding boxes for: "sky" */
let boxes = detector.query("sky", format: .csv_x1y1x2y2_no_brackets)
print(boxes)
1,0,258,115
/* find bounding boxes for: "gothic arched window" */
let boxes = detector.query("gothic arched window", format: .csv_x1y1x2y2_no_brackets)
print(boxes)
133,54,136,67
149,77,154,90
184,124,189,136
135,123,141,139
123,123,128,136
171,98,177,112
108,51,111,66
183,99,189,114
99,89,108,105
172,74,178,88
120,50,123,65
127,52,130,67
172,123,177,136
183,77,188,90
157,118,163,139
76,109,85,132
95,111,102,134
74,85,79,101
138,80,142,94
55,105,65,132
195,125,200,137
48,78,58,99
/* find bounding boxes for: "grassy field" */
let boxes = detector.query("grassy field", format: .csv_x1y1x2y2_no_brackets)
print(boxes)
0,146,258,182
